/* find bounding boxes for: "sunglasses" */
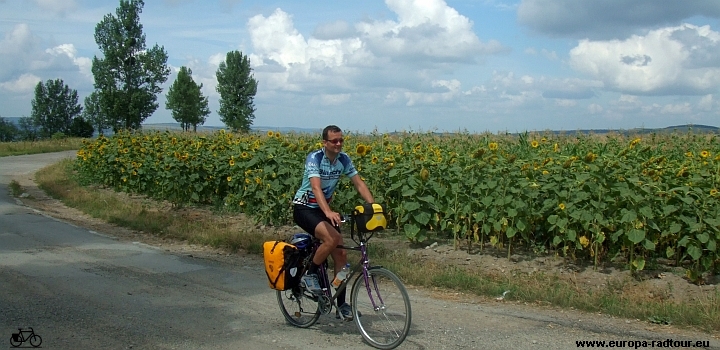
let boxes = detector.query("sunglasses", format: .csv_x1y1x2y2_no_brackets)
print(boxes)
325,138,344,145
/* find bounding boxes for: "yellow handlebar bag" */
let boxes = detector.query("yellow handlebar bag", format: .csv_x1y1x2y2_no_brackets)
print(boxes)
353,203,387,233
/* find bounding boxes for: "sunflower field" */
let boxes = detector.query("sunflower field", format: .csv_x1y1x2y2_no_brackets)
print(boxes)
74,129,720,277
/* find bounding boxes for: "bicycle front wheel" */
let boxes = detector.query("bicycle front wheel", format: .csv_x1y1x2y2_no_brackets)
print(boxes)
29,335,42,347
351,267,411,349
277,286,321,328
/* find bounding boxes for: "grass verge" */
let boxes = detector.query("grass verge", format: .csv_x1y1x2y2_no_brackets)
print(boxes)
8,180,23,197
33,159,720,333
0,138,86,157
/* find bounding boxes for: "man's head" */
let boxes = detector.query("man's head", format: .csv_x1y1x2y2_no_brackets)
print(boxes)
322,125,344,156
322,125,342,141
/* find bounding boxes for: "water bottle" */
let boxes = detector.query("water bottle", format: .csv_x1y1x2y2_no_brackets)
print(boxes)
332,263,351,289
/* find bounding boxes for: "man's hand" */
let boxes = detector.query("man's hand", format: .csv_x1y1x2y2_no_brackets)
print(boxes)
325,210,342,227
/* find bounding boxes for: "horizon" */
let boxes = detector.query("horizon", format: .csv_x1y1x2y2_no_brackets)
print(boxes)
2,1,720,133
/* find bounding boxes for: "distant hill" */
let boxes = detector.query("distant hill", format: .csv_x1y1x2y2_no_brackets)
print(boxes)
2,117,23,126
140,123,321,134
547,124,719,135
2,116,717,135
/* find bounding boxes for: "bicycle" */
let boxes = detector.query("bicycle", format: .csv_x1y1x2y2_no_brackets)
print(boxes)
276,211,412,349
10,327,42,348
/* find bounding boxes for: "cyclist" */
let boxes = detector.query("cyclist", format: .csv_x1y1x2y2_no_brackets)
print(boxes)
292,125,375,320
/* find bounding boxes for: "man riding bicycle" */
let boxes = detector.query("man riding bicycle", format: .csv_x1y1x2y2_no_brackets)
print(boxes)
292,125,375,321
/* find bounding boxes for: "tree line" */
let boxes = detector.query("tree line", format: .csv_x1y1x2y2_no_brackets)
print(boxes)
0,0,257,142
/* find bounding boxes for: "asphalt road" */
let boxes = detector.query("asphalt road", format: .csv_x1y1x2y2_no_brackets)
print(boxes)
1,152,718,349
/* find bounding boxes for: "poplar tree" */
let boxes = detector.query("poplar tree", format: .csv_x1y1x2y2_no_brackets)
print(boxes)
165,66,210,132
215,51,258,132
91,0,169,131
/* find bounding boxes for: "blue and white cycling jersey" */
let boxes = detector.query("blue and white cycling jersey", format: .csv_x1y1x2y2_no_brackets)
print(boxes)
292,148,358,208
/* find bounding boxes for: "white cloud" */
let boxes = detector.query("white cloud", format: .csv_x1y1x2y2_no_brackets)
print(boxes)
660,103,692,114
698,94,714,111
45,44,92,78
588,103,603,114
555,99,576,107
313,93,351,105
403,79,461,106
569,24,720,95
0,73,41,92
246,0,507,97
357,0,505,62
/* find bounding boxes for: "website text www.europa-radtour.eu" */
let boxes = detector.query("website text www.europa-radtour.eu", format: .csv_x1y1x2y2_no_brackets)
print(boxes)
575,339,711,348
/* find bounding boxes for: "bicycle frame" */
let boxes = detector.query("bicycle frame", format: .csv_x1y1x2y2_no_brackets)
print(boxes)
311,217,383,313
13,328,34,341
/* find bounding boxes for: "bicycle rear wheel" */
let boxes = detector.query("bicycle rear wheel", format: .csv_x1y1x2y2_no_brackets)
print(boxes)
277,286,321,328
351,267,411,349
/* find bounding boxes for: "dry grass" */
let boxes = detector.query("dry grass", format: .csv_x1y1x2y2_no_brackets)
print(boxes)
0,138,86,157
28,158,720,333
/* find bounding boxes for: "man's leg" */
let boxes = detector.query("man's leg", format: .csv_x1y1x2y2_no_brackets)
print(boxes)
312,221,346,273
313,221,352,320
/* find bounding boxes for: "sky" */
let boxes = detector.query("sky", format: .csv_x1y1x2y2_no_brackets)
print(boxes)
1,0,720,133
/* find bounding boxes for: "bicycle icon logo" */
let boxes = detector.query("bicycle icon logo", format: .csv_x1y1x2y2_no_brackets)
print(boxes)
9,327,42,348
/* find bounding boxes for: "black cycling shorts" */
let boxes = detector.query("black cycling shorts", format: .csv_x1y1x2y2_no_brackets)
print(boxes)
293,204,338,236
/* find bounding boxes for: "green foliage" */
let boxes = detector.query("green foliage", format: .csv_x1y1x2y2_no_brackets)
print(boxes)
83,91,110,135
74,130,720,277
0,117,19,142
215,51,257,133
17,117,38,141
165,66,210,132
91,0,170,132
69,116,95,138
30,79,82,138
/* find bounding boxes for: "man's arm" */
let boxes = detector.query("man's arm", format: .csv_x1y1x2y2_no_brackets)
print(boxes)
350,174,375,203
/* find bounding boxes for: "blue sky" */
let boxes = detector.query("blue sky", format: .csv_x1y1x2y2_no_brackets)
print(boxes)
1,0,720,133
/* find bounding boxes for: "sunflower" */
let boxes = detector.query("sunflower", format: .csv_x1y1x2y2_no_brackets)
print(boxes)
420,168,430,181
711,189,718,196
267,130,274,137
241,152,249,158
229,159,235,166
558,203,566,210
371,156,378,164
531,140,539,148
584,152,597,163
630,138,641,147
579,236,589,248
227,176,232,182
255,177,262,185
356,144,367,156
488,142,498,151
700,150,710,158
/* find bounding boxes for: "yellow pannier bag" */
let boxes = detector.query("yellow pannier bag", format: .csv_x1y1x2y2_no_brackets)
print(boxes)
263,240,303,291
353,203,387,233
